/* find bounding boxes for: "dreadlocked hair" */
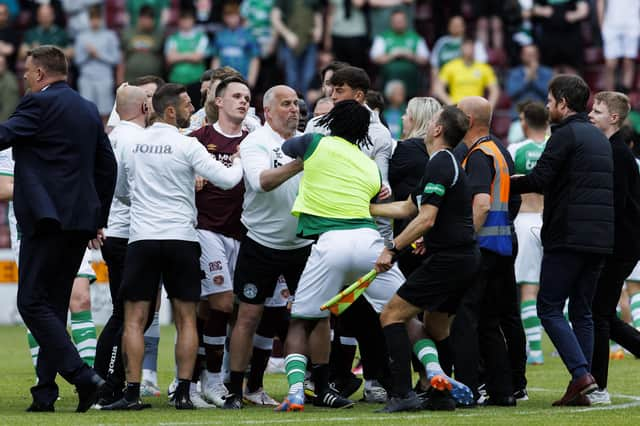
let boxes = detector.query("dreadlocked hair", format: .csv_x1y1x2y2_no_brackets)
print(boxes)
317,100,372,149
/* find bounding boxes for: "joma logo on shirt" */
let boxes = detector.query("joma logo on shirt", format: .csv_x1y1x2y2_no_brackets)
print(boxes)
133,144,173,154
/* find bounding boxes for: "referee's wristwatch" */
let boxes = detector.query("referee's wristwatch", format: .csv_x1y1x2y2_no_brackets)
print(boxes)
384,239,401,255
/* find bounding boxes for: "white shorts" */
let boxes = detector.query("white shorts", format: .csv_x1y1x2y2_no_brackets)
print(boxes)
198,229,240,297
602,29,640,59
291,227,404,319
264,275,291,308
514,212,543,285
627,261,640,282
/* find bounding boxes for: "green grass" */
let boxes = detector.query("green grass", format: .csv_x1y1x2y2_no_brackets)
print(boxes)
0,325,639,425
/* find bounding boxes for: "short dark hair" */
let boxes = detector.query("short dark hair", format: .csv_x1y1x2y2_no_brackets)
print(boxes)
152,83,187,115
320,61,349,81
179,7,195,20
27,45,67,76
139,5,155,18
521,101,548,130
365,90,385,112
548,74,590,113
200,69,215,83
132,75,165,88
215,76,249,97
437,106,469,148
88,4,102,19
329,66,370,93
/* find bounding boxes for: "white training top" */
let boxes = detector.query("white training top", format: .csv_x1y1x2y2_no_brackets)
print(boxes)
116,122,243,243
240,122,312,250
105,120,146,239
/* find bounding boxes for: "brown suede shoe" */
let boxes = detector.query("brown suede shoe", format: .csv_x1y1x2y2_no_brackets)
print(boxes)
566,394,591,406
552,373,597,406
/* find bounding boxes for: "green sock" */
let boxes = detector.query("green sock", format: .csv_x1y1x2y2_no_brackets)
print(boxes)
26,329,39,369
71,310,97,367
521,300,542,357
413,338,443,379
630,291,640,329
284,354,307,394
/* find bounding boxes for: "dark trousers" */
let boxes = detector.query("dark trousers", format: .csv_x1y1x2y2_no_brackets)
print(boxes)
498,256,528,392
94,237,128,391
451,249,513,399
17,229,95,405
592,257,640,389
538,251,604,380
340,296,391,387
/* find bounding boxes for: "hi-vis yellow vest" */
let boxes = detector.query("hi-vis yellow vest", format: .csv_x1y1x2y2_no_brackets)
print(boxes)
292,135,381,219
462,140,512,256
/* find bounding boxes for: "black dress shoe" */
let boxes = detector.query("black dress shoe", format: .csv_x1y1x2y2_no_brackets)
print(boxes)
26,402,55,412
100,397,151,410
76,374,106,412
484,395,517,407
376,391,422,413
421,388,456,411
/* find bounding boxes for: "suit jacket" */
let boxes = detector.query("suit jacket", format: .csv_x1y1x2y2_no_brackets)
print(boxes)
0,80,117,236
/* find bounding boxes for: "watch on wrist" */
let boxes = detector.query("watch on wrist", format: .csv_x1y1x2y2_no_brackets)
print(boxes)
384,239,400,255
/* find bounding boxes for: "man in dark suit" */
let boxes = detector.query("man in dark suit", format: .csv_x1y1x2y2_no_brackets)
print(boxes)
0,45,117,412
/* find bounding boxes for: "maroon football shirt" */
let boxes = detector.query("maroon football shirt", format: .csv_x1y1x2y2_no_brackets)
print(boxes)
189,124,247,240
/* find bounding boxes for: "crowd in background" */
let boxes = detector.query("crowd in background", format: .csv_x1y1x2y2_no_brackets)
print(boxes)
0,0,639,245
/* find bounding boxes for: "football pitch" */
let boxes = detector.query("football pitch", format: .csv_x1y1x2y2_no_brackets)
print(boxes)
0,325,639,425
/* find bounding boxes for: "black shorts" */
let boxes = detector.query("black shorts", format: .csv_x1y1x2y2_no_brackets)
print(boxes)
234,236,311,305
397,245,480,314
119,240,203,302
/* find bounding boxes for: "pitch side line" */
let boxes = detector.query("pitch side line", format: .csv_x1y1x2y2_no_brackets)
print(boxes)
153,389,640,425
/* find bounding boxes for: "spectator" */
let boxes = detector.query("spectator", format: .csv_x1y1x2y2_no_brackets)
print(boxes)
368,0,415,38
241,0,277,59
0,3,17,70
210,1,260,89
305,56,347,105
0,0,18,20
597,0,640,93
430,15,488,82
383,80,406,140
270,0,322,97
0,54,17,121
505,43,553,142
370,8,429,99
325,0,369,69
165,8,209,107
121,5,165,83
474,0,504,50
74,5,121,122
19,3,73,61
433,37,500,108
22,0,66,28
127,0,170,30
61,0,103,39
532,0,590,74
365,89,390,131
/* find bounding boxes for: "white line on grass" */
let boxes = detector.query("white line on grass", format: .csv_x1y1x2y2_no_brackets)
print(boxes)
528,387,640,413
156,388,640,426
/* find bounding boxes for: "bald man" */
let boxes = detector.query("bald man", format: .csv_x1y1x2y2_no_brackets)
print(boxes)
449,96,521,407
223,85,313,409
94,85,150,408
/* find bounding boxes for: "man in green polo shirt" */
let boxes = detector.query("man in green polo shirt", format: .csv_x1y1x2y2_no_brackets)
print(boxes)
275,100,404,412
370,8,429,98
19,4,72,61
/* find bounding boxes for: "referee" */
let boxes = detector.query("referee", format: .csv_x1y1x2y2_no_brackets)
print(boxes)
373,106,479,412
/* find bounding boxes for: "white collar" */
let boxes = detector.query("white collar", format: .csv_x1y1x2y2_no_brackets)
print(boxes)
213,122,244,138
